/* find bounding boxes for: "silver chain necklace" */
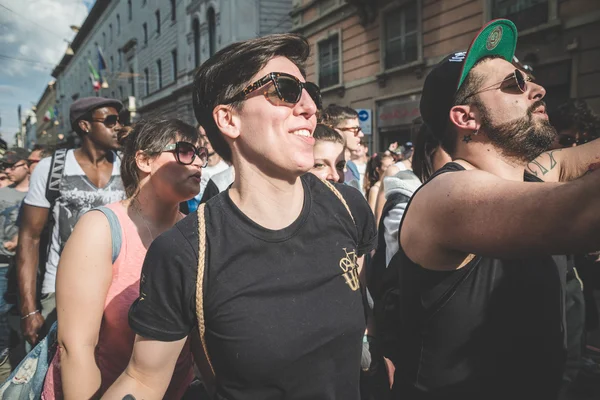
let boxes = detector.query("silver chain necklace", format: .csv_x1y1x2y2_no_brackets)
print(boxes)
132,199,155,241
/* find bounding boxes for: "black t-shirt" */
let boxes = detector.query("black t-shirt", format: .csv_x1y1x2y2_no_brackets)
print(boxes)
129,173,377,400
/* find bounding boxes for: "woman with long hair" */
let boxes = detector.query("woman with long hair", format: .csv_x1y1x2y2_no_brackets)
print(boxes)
42,119,208,399
364,153,394,214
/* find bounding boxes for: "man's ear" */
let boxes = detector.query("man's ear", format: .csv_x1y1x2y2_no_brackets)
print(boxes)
213,105,241,140
78,119,91,134
449,104,479,132
135,150,152,173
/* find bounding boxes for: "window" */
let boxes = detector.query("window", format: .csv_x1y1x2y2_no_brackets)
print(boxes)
491,0,550,32
117,14,121,35
143,23,148,45
207,8,216,57
383,2,419,70
111,90,115,98
142,0,147,6
171,0,177,22
119,85,124,100
109,24,113,43
171,49,178,82
144,68,150,95
102,32,106,48
110,56,114,71
128,0,132,21
156,10,161,35
118,51,122,69
129,66,135,96
193,18,200,67
319,0,336,14
318,35,340,89
156,60,162,89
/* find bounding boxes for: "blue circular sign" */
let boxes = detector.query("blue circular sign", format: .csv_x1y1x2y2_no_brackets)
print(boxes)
358,110,369,121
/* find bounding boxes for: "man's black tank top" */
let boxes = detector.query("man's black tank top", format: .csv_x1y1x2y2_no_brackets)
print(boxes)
389,162,567,400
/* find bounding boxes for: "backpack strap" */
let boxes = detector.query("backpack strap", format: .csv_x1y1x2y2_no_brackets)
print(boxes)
196,203,215,377
45,148,68,204
320,179,355,224
93,206,122,264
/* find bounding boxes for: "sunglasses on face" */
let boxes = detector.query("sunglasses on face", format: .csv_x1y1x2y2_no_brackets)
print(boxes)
338,126,363,136
163,141,209,167
90,114,121,128
3,162,27,171
226,72,322,109
464,69,530,101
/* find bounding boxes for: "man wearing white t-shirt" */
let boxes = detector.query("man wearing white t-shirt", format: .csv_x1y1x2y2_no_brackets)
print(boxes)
17,97,126,347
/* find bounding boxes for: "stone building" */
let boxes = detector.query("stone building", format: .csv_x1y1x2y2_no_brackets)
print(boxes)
50,0,293,136
292,0,600,151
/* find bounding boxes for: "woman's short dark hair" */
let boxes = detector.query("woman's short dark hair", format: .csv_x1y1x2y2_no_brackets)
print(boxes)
313,124,345,146
192,33,310,163
118,118,199,198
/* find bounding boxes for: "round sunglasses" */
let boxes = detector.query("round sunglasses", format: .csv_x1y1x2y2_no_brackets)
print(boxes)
225,72,322,109
163,141,209,167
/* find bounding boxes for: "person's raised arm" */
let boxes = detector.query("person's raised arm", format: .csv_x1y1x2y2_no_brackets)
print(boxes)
101,336,187,400
57,211,113,399
402,169,600,270
17,204,49,346
527,138,600,182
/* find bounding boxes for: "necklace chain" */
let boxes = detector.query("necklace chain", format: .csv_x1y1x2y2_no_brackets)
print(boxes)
132,199,155,241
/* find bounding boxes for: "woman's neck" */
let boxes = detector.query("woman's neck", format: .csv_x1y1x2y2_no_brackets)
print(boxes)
228,160,304,230
126,185,182,237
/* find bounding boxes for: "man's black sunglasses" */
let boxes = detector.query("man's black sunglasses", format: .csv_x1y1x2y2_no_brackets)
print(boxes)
225,72,322,109
90,114,121,128
163,141,209,167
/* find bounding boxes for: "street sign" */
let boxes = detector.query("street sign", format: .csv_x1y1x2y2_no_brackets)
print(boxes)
356,108,372,135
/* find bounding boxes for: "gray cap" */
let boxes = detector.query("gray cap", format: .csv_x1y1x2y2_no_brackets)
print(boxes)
69,96,123,130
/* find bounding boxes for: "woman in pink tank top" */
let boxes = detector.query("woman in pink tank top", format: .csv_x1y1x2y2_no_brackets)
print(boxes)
42,119,209,399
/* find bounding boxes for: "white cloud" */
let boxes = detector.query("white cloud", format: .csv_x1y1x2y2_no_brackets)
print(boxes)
0,0,90,145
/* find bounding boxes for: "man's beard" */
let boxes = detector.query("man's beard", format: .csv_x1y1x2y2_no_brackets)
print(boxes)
479,100,557,163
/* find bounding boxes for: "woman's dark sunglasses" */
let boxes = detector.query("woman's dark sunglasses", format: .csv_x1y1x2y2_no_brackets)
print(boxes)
163,141,209,167
464,69,529,100
225,72,322,109
91,114,121,128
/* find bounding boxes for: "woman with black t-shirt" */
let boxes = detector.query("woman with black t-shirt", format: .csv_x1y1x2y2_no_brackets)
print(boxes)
104,34,376,400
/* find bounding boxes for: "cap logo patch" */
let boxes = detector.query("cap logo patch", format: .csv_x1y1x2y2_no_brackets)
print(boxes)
486,26,503,50
449,52,466,62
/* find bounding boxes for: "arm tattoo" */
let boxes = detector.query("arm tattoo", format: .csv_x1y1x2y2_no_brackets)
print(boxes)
526,150,560,176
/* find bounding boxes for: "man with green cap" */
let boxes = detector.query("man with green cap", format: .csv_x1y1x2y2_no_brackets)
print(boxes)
379,19,600,399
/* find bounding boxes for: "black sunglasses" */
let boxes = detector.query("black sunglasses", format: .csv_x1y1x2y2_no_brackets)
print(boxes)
163,141,209,167
226,72,322,109
91,114,121,128
464,69,529,101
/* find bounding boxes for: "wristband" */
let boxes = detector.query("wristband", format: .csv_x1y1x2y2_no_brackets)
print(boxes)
21,310,40,320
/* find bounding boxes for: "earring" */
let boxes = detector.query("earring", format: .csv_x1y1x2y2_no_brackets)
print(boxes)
473,129,479,135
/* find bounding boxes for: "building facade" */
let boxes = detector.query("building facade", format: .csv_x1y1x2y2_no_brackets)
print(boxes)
292,0,600,151
34,81,60,148
51,0,293,137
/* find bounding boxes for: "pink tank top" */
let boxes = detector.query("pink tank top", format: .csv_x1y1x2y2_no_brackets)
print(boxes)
42,202,194,399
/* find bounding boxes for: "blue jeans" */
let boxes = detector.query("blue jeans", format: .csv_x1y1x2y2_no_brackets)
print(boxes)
0,266,10,351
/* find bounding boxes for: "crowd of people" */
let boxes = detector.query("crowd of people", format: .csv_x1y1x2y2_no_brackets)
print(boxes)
0,18,598,400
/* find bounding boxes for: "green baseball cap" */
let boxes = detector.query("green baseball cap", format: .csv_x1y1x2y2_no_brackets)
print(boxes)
458,19,518,89
420,19,518,138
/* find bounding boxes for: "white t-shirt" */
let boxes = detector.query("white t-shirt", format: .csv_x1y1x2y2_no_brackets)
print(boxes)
24,150,125,294
196,159,229,201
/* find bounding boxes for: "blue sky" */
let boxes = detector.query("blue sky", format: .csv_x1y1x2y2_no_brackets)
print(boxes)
0,0,93,146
